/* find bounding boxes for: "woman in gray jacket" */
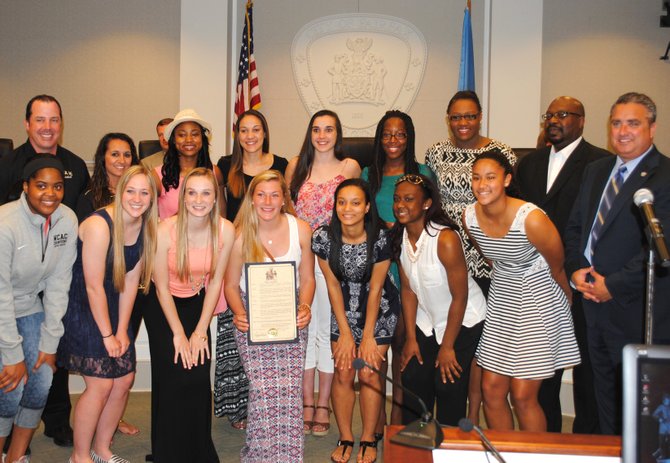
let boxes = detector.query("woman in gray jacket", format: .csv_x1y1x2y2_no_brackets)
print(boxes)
0,155,78,463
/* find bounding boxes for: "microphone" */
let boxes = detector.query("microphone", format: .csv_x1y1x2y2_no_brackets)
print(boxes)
353,358,444,449
458,418,507,463
633,188,670,267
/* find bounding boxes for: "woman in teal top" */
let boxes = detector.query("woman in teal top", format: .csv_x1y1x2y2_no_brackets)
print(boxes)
360,110,435,439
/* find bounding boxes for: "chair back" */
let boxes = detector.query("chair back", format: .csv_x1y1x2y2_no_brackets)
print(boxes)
0,138,14,158
341,137,375,169
138,140,162,159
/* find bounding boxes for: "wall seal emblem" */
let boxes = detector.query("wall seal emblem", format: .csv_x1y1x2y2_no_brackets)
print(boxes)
291,14,427,136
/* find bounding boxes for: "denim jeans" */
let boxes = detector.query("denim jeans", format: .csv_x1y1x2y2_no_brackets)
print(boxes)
0,311,54,435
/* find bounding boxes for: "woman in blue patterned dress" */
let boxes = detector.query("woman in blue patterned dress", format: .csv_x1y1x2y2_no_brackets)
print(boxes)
462,151,579,432
312,178,399,463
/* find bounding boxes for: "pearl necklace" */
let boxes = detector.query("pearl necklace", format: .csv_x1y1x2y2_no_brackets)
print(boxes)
403,229,426,264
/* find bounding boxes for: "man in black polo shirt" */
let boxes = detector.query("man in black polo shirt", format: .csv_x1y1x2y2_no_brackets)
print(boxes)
0,94,90,447
0,95,89,208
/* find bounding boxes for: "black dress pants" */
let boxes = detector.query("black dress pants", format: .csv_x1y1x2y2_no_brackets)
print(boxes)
401,322,483,426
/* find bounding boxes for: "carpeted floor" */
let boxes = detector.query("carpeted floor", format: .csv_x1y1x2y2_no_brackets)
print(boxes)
27,392,574,462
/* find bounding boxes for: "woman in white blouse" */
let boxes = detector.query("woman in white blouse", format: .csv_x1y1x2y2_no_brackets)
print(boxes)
392,173,487,426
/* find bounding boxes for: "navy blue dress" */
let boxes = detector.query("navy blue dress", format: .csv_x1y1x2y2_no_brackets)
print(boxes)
58,210,142,378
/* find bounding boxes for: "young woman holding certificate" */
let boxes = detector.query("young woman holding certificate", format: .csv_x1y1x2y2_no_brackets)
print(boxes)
224,170,314,463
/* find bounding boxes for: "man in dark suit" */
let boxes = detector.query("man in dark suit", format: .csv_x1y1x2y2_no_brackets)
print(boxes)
565,92,670,435
517,96,610,433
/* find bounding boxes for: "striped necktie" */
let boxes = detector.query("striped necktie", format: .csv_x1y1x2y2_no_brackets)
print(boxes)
590,165,627,256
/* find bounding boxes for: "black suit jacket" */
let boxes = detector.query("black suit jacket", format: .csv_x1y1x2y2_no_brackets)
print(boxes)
564,146,670,343
516,139,611,237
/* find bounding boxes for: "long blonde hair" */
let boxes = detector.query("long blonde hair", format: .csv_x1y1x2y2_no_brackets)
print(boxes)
111,165,158,294
234,169,295,263
175,167,221,281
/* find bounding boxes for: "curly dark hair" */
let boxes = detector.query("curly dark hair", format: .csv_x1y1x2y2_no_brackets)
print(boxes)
289,109,344,202
161,122,213,192
90,133,139,209
367,110,421,198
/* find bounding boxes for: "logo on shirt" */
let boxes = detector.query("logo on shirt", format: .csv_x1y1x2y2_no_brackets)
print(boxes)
53,233,69,247
63,170,73,179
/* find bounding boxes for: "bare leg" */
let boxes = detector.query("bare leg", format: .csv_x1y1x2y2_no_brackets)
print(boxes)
481,369,514,431
331,342,356,463
467,359,483,425
357,345,389,463
92,372,134,460
72,376,113,462
5,426,36,463
373,359,388,435
510,377,546,432
313,369,334,434
303,367,316,430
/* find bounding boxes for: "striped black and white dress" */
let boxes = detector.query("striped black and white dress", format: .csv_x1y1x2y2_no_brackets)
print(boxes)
464,202,580,379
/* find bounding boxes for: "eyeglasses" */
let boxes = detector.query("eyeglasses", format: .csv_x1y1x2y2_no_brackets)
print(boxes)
395,174,425,186
448,113,480,122
541,111,584,121
381,132,407,141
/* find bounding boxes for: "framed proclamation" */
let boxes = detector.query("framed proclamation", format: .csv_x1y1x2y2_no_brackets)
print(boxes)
245,261,298,345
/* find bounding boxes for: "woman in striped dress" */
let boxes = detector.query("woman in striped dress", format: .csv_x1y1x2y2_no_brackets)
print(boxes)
462,150,580,432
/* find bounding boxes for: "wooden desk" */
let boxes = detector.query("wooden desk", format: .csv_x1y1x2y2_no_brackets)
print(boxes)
384,425,621,463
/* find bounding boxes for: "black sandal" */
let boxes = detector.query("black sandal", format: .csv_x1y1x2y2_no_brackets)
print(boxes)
331,439,354,463
373,432,384,444
359,440,378,463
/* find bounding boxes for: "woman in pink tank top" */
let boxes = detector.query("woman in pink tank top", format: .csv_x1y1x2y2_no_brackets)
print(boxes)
285,110,361,437
145,168,235,462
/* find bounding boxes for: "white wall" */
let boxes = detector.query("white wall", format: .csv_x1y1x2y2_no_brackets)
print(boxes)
0,0,181,160
542,0,670,151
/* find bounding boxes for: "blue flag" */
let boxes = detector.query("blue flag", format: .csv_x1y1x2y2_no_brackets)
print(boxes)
458,2,475,91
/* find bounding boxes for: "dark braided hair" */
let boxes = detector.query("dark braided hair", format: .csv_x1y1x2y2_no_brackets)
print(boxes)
367,110,421,198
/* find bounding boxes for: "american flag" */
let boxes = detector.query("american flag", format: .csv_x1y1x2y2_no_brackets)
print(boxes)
234,1,261,127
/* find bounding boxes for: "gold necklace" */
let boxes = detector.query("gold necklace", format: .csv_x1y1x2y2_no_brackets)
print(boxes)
187,229,210,293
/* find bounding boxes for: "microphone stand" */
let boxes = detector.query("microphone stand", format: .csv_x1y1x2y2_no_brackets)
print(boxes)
645,247,655,345
352,358,444,449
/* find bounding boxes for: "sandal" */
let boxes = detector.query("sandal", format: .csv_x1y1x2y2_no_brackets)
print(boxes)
312,405,331,437
373,432,384,444
303,404,315,435
358,440,378,463
331,439,354,463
